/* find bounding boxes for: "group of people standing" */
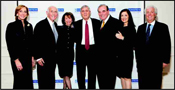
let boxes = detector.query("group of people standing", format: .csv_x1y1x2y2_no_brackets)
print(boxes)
5,4,171,89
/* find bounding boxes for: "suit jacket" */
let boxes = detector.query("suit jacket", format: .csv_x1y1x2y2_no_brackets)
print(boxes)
6,19,34,61
34,18,59,62
95,15,123,75
74,18,101,61
135,21,171,72
96,15,123,58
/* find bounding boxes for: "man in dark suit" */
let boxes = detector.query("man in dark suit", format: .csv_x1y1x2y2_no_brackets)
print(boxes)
33,6,59,89
74,5,100,89
135,5,171,89
96,4,123,89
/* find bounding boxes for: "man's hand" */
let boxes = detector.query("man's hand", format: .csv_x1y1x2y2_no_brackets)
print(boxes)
15,59,23,71
37,58,45,66
163,63,169,68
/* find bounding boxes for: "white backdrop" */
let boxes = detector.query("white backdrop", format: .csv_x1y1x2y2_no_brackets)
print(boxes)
18,1,144,89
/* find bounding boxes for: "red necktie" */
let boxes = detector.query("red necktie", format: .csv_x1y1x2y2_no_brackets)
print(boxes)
85,21,89,50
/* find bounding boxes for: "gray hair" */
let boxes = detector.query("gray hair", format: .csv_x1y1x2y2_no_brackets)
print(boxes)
47,6,58,12
81,5,91,12
145,5,158,14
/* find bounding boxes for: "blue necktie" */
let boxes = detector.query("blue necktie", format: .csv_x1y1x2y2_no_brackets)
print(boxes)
146,24,151,43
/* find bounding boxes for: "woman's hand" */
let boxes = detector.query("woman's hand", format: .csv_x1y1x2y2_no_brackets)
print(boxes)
115,31,124,40
15,59,23,71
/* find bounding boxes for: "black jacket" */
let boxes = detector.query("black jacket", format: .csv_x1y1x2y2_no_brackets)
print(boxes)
33,18,59,61
6,19,34,61
135,21,171,71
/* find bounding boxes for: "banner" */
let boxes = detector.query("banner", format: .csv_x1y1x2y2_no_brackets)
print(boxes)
18,1,144,89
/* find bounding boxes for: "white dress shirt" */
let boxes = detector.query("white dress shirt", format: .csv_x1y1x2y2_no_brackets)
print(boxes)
81,18,95,45
101,14,110,28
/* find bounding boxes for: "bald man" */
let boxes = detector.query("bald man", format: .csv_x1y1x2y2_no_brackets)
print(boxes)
34,6,59,89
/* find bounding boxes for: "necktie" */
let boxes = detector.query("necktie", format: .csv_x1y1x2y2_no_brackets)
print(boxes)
146,24,151,43
85,21,89,50
101,21,105,29
52,23,58,43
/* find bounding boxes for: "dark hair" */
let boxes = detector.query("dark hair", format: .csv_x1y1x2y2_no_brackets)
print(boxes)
15,5,29,20
98,4,109,11
119,9,135,27
61,12,75,25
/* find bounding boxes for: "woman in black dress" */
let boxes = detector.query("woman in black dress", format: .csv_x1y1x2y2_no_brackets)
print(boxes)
57,12,75,89
115,9,136,89
5,5,35,89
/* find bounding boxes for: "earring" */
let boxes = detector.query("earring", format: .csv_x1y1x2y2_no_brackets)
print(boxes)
16,14,18,16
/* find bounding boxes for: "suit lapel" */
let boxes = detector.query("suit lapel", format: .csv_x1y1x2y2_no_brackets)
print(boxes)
141,23,147,42
148,21,157,41
100,20,103,30
91,18,96,35
100,16,112,30
80,20,83,39
45,18,57,43
45,18,53,32
77,20,83,43
149,21,157,37
91,18,98,42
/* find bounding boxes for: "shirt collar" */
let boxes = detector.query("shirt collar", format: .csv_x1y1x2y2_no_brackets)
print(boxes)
83,18,91,23
103,14,110,23
147,20,155,26
47,17,54,29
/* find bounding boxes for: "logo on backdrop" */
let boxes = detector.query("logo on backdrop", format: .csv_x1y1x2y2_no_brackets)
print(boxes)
29,8,38,12
58,8,64,12
75,8,116,12
33,79,138,83
28,8,65,12
109,8,115,12
128,8,141,11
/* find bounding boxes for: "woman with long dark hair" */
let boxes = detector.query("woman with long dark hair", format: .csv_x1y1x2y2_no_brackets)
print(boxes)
115,9,136,89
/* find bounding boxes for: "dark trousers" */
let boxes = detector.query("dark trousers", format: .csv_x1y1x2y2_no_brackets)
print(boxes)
138,71,162,89
11,56,33,89
97,73,116,89
37,57,56,89
96,54,117,89
76,45,97,89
